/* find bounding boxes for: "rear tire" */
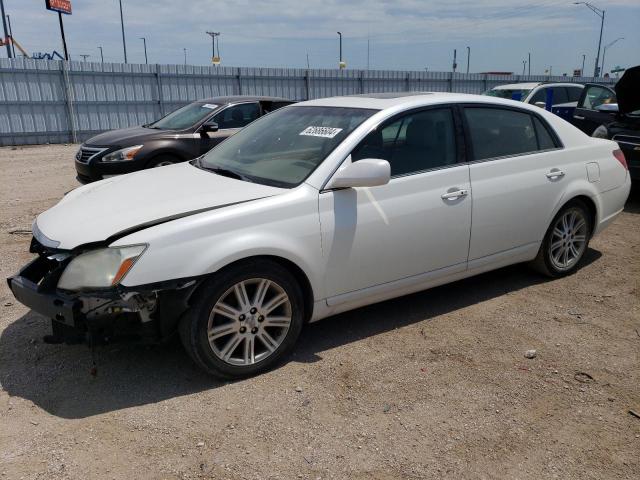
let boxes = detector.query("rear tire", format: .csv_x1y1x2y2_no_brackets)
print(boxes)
531,199,592,278
179,259,304,379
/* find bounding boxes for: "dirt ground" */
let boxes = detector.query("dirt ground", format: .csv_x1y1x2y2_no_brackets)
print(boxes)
0,144,638,480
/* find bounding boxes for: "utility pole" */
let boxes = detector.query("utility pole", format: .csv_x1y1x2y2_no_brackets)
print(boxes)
183,48,187,65
98,46,104,63
528,52,531,75
367,36,370,71
58,12,69,60
119,0,128,63
574,2,605,77
79,54,90,62
601,37,623,77
466,46,470,74
6,14,15,57
522,60,527,76
139,37,147,64
1,0,12,58
581,54,586,75
306,52,310,69
452,49,457,73
206,31,221,64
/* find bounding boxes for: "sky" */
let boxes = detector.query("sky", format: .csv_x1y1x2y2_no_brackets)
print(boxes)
1,0,638,75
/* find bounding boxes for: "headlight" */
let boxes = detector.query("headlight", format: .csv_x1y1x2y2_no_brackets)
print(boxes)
101,145,144,162
57,245,147,291
591,125,609,139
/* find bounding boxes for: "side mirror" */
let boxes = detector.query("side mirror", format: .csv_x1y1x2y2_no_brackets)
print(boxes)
201,121,219,133
326,158,391,189
595,103,619,113
534,101,546,109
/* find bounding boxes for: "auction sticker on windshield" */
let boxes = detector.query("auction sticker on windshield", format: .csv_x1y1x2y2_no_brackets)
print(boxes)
299,126,343,138
202,104,218,109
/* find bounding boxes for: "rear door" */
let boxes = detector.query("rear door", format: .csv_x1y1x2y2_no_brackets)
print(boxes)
573,84,617,135
463,105,568,265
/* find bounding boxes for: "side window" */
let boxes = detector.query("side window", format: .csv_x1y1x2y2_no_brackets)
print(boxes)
551,87,568,105
566,87,583,102
581,85,617,110
464,107,538,160
352,108,457,177
214,103,261,129
529,88,546,105
533,117,558,150
260,101,292,114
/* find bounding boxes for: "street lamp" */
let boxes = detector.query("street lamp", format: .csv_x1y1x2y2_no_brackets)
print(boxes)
581,54,586,76
183,48,187,66
98,46,104,63
522,60,527,76
466,46,470,74
139,37,148,64
601,37,624,77
119,0,128,63
528,52,531,75
574,2,605,77
337,32,345,69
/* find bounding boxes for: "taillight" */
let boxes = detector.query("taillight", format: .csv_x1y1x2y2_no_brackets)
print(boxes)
613,149,628,170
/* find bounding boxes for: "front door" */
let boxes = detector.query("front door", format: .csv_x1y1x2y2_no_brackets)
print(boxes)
199,102,261,155
320,107,472,300
573,84,617,135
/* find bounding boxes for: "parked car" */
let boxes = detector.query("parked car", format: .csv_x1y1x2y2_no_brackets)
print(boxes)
74,96,294,183
8,92,631,378
571,66,640,181
484,82,584,108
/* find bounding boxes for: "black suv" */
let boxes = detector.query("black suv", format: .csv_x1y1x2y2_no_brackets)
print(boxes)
571,66,640,181
75,96,294,183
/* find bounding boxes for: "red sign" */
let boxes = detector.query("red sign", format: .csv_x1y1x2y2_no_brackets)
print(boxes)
45,0,72,15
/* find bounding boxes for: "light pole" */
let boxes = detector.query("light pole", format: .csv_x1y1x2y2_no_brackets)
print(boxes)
581,54,586,75
337,31,344,69
522,60,527,76
574,2,605,77
139,37,147,64
0,0,11,58
452,49,457,73
528,52,531,75
183,48,187,65
79,54,90,62
466,46,470,74
6,14,16,57
601,37,624,77
98,46,104,63
206,31,221,64
119,0,128,63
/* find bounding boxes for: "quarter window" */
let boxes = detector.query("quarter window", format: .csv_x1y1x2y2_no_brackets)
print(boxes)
533,117,557,150
464,107,538,160
352,108,457,176
580,85,617,110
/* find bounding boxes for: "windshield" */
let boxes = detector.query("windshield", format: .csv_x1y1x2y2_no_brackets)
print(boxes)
198,106,376,188
484,89,532,101
149,102,219,130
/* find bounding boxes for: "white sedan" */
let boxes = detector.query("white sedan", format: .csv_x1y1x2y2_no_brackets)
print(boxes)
8,92,631,378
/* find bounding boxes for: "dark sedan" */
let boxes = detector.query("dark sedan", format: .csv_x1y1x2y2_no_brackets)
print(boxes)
570,66,640,181
74,96,294,183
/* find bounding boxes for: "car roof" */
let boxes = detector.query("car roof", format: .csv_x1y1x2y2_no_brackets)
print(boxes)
294,91,548,111
196,95,293,104
492,82,584,90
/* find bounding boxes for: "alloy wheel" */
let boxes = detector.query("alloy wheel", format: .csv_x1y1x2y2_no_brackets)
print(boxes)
548,208,588,271
206,278,292,366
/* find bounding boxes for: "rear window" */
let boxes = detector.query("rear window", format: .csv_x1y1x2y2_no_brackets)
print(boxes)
464,107,539,160
484,88,531,101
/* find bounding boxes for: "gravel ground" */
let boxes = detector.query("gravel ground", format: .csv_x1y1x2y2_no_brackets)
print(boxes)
1,144,639,480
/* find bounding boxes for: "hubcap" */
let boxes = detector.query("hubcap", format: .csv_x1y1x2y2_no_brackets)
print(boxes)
549,208,588,271
207,278,292,366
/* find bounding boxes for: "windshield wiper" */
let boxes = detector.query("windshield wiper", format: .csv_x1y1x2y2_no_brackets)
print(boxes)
195,161,249,182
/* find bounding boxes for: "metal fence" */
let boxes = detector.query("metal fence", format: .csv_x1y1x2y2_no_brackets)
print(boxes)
0,57,616,146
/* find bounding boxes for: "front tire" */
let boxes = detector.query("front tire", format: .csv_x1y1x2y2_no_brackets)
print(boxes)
532,199,592,278
179,259,305,379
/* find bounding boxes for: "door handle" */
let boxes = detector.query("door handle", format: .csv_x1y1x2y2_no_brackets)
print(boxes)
441,189,468,200
546,169,565,179
573,115,585,120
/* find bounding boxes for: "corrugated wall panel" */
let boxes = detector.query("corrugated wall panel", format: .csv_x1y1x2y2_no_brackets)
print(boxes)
0,58,617,146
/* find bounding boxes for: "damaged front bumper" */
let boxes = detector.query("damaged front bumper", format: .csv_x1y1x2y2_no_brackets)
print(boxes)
7,246,201,344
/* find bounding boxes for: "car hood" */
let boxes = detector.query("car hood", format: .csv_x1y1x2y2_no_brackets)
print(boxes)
85,125,177,147
35,163,286,250
615,65,640,115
